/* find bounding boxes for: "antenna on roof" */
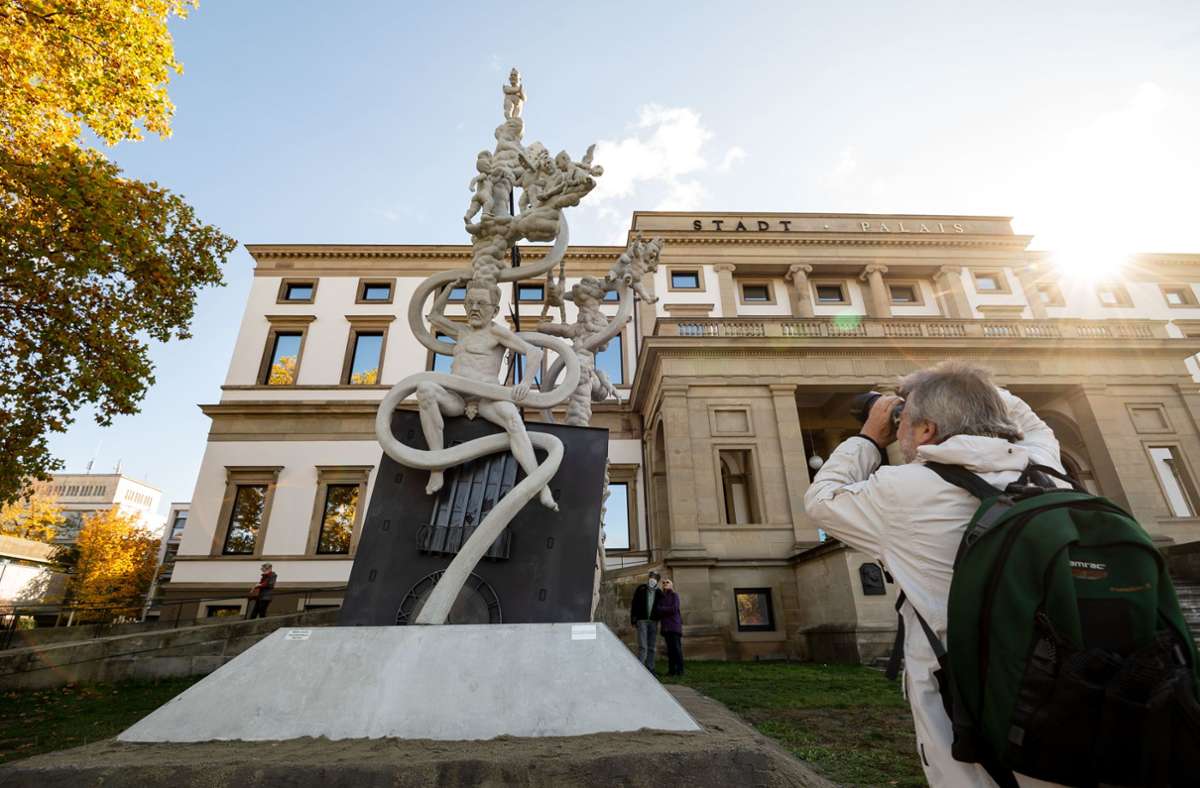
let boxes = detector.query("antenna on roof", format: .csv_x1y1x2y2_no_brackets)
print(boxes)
114,459,123,475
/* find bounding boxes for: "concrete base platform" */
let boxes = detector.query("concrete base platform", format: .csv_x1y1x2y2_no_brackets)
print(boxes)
0,686,831,787
120,623,698,742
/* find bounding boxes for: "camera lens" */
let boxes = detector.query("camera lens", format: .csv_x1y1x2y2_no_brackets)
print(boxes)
849,391,881,424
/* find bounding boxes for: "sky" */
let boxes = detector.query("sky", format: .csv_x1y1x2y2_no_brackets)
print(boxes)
44,0,1200,512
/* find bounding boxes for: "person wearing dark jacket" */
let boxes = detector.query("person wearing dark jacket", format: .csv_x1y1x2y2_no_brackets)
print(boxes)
629,570,661,671
246,563,277,619
654,577,684,676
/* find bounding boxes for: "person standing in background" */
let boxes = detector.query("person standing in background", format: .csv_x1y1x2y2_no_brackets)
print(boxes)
655,577,684,677
629,570,661,671
246,562,276,619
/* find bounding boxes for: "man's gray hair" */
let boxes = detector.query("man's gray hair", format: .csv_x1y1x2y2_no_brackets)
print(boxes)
898,361,1023,442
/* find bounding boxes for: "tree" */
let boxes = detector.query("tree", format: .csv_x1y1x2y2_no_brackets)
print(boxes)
0,0,194,162
0,491,63,542
0,1,236,504
65,508,160,621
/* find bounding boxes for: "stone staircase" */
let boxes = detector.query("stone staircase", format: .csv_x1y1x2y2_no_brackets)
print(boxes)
1174,576,1200,645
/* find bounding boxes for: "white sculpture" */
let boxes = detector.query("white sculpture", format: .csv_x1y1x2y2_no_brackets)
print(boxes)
537,276,622,427
502,67,525,119
606,233,664,304
377,69,600,625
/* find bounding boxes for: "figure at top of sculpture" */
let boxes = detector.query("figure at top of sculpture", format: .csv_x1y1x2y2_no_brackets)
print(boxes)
537,275,621,427
606,233,664,304
419,277,557,510
503,68,525,119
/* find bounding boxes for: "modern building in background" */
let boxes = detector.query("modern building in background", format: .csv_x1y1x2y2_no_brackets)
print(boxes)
167,212,1200,656
144,502,190,618
32,473,165,543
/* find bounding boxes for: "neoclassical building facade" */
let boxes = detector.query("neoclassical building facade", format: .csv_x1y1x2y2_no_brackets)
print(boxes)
167,212,1200,660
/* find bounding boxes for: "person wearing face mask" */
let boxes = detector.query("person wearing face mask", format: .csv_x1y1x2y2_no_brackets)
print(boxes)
629,570,661,672
654,577,684,677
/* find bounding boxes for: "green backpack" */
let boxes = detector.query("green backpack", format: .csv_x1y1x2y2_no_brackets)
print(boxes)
892,462,1200,787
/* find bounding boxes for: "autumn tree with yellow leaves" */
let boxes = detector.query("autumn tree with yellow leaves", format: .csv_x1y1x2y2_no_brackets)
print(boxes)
65,508,161,621
0,1,236,504
0,492,63,542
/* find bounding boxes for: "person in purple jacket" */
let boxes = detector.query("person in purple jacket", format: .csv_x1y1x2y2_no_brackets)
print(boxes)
654,577,684,676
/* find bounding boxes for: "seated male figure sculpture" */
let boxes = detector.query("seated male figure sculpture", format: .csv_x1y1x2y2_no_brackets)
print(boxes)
420,278,558,511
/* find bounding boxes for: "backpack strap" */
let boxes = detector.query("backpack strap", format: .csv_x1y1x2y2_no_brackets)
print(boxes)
924,461,1004,500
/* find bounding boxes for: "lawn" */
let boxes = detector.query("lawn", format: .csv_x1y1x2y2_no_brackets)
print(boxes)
661,660,926,787
0,664,924,786
0,677,202,765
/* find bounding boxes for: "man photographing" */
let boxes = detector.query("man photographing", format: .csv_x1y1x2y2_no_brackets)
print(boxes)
804,362,1065,787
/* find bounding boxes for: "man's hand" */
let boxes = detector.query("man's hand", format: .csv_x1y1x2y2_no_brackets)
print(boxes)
861,394,903,447
513,380,531,402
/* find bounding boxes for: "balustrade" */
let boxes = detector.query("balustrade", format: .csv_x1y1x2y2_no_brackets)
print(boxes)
658,316,1170,341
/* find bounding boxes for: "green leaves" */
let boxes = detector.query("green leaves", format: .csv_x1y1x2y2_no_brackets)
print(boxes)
0,146,235,503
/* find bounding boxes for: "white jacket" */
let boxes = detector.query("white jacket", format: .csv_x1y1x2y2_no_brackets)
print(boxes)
804,391,1064,788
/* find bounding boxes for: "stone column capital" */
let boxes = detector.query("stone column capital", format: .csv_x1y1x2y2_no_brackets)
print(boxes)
712,263,737,274
767,383,798,395
935,265,962,278
785,264,813,281
860,263,889,280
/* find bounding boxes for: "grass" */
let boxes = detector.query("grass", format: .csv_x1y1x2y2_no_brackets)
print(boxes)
0,676,202,765
0,663,923,786
661,660,926,787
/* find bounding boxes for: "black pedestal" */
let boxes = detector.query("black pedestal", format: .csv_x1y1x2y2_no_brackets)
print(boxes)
338,411,608,626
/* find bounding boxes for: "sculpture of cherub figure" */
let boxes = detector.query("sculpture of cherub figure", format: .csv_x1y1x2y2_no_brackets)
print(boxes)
464,151,496,223
516,142,553,212
605,233,664,304
536,276,621,426
502,68,525,119
420,277,557,510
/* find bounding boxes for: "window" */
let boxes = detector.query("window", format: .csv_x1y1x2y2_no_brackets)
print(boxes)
603,482,631,550
813,282,848,304
346,332,383,385
1148,446,1199,518
1096,284,1133,307
449,286,467,302
734,588,775,632
670,270,701,290
594,331,624,386
431,332,455,374
277,279,317,304
203,604,243,618
719,449,759,524
739,281,773,304
974,274,1000,291
889,284,917,304
170,512,188,540
222,485,267,554
316,484,359,554
358,281,393,303
1036,283,1065,307
263,332,301,385
603,288,620,302
1161,285,1196,307
518,283,544,302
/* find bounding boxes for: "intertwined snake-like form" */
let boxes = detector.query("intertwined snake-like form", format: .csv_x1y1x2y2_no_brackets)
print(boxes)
375,218,582,625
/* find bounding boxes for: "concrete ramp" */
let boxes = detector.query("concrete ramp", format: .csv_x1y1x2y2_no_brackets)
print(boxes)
119,623,699,742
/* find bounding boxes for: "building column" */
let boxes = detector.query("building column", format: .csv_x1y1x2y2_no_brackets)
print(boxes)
784,264,814,317
1067,386,1134,514
1015,265,1048,319
637,270,658,341
769,383,818,545
659,385,704,553
713,263,737,317
860,264,891,318
932,265,972,318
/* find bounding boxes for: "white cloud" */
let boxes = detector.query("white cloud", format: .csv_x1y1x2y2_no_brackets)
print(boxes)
717,145,747,172
575,104,741,242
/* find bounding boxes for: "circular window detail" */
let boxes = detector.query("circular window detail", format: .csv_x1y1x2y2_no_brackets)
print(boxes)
396,570,502,625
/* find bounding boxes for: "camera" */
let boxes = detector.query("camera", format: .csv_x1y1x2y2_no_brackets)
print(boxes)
849,391,904,427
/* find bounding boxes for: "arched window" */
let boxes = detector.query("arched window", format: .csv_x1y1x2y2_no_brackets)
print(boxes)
719,450,758,524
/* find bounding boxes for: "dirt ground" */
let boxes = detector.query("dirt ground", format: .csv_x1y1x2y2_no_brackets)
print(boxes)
0,686,833,788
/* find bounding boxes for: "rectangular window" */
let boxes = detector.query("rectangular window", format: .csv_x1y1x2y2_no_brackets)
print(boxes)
734,588,776,632
316,484,359,554
889,284,917,303
518,283,544,302
719,449,759,524
432,332,455,374
1037,284,1065,306
278,281,316,303
263,332,302,385
347,332,383,385
359,282,392,302
203,604,243,618
449,286,467,302
594,332,624,386
222,485,266,555
603,482,631,550
1149,446,1198,517
1161,285,1196,307
670,270,701,290
603,288,620,302
974,274,1001,292
740,283,771,303
170,512,188,540
814,283,847,304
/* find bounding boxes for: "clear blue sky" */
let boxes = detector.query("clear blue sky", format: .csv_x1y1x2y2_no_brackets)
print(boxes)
47,0,1200,510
